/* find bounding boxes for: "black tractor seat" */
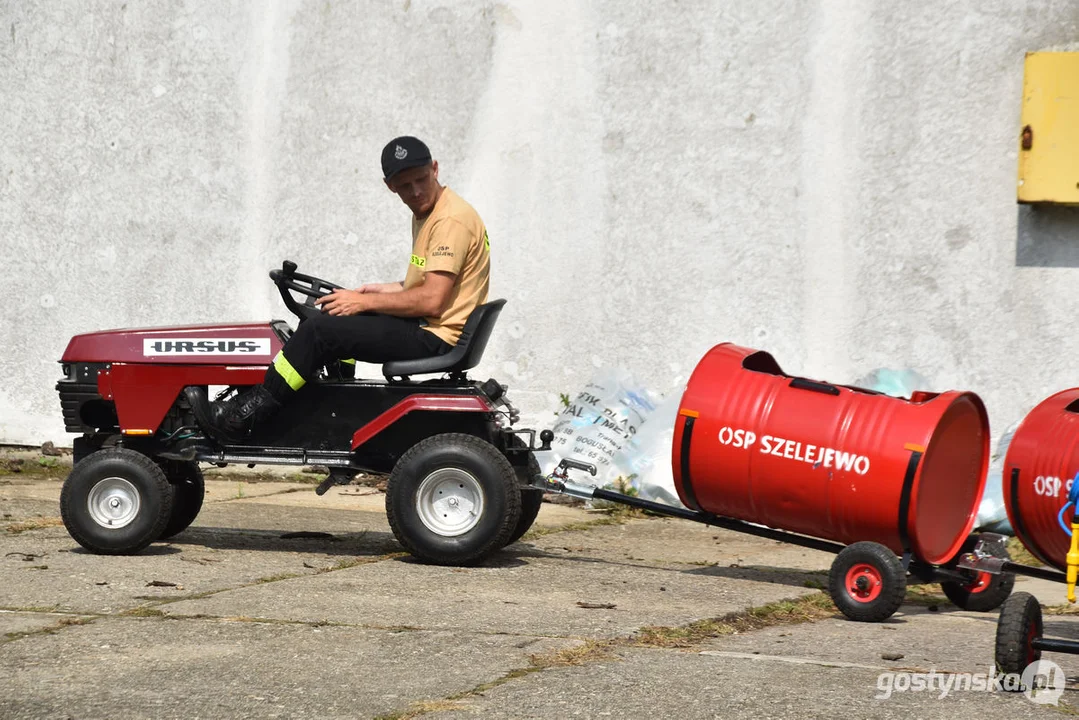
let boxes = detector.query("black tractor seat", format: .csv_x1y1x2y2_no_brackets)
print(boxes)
382,299,506,381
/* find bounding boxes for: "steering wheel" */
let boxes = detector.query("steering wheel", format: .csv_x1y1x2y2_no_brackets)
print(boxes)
269,260,345,322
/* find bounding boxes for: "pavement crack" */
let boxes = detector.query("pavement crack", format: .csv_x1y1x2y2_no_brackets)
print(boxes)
113,551,408,613
376,592,839,719
695,651,1011,679
632,592,837,648
206,485,313,505
697,650,892,672
92,612,587,643
1,615,97,645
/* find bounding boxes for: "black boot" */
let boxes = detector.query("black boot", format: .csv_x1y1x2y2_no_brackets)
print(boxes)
209,386,281,442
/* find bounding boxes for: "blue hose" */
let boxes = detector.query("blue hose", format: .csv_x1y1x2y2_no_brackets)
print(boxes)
1059,472,1079,536
1060,501,1075,537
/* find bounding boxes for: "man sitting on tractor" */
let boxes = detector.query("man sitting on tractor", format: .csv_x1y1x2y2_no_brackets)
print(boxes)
209,136,491,441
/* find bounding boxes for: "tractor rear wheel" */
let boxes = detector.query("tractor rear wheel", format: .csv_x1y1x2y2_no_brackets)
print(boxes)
504,436,544,547
386,433,521,566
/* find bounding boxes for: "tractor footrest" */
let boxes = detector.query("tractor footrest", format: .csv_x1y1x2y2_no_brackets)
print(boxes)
316,469,356,496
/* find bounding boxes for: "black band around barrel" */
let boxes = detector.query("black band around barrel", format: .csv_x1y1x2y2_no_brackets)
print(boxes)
897,450,922,555
679,415,702,512
1009,467,1030,550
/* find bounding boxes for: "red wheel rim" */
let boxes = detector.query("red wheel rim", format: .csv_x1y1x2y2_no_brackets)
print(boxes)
965,571,991,594
845,563,883,603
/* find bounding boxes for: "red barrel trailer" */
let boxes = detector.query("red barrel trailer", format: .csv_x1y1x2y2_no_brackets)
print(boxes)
539,343,1013,622
959,389,1079,677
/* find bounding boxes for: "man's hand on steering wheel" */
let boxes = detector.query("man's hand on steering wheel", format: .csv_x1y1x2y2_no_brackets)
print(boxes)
315,289,369,316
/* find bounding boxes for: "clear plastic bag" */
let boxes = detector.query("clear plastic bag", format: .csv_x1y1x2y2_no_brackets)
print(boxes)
541,368,659,486
608,392,685,507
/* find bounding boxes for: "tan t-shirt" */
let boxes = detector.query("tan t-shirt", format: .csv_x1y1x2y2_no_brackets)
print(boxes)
404,187,490,345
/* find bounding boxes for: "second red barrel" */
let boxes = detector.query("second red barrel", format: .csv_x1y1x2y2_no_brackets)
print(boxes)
672,343,990,565
1003,389,1079,572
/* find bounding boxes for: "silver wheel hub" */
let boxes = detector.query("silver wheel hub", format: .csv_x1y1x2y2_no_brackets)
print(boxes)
87,477,141,529
415,468,485,537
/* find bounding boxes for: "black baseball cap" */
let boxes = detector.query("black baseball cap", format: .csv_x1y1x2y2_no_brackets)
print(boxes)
381,136,432,180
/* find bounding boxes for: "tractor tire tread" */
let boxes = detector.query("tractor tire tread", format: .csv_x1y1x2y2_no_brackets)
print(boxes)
386,433,521,566
60,448,174,555
158,460,205,540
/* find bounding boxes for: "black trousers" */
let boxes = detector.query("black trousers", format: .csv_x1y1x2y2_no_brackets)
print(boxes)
265,313,451,399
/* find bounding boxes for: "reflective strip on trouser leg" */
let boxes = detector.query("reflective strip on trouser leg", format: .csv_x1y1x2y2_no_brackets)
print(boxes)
273,352,307,391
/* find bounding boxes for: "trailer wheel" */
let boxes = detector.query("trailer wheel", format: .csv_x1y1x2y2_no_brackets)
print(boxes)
504,438,544,547
157,460,205,540
60,448,174,555
995,591,1042,679
941,570,1015,612
386,434,521,566
828,541,907,622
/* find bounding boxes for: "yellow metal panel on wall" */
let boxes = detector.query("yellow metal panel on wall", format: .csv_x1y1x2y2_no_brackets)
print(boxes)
1018,52,1079,205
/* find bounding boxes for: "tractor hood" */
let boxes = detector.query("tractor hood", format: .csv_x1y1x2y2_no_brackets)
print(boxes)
60,321,287,365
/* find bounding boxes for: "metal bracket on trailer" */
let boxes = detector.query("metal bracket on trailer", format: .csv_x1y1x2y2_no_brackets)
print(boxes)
958,532,1068,582
537,458,600,501
955,532,1010,574
956,553,1009,575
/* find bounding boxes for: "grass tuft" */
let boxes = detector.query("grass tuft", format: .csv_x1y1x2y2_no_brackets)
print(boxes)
1007,536,1041,568
903,583,948,607
521,516,628,540
530,639,619,668
635,592,837,648
121,607,167,618
5,517,64,534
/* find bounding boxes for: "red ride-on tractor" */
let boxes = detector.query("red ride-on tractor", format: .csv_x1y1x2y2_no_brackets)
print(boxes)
55,261,546,565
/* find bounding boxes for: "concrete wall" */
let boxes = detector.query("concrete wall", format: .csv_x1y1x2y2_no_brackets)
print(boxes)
1,0,1077,445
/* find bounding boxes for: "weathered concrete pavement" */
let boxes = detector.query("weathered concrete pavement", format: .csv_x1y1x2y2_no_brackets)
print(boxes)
2,466,1076,719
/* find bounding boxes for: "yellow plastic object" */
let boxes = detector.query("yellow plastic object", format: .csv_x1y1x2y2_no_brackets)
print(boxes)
1018,52,1079,205
1067,521,1079,603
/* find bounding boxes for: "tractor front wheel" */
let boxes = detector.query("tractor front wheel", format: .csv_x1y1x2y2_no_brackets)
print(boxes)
60,448,174,554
